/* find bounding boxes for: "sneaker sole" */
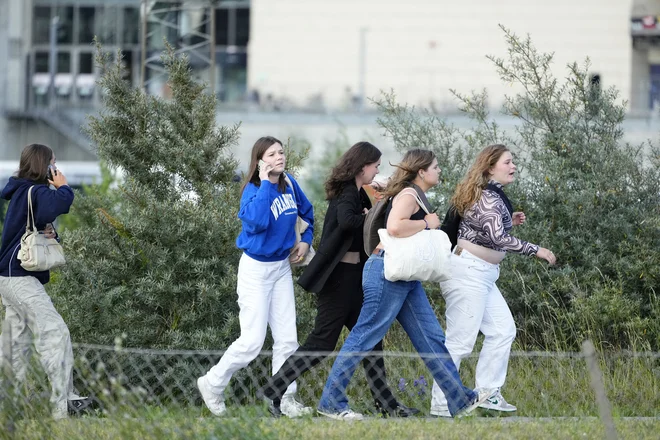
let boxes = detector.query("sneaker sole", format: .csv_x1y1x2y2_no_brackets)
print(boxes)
429,409,451,418
456,391,496,418
477,403,517,412
282,407,314,418
317,409,364,421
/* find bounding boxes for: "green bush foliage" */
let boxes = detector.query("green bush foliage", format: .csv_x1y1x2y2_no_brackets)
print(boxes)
49,46,250,350
48,27,660,355
373,26,660,350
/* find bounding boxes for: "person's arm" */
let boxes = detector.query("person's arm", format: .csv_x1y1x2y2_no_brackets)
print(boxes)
288,175,314,244
238,183,273,234
336,186,365,231
386,190,440,237
34,185,74,225
478,192,538,256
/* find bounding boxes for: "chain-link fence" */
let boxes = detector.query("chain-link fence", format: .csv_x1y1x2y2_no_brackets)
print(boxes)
1,319,659,439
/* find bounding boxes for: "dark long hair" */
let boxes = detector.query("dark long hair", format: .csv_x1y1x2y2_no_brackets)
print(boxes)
17,143,53,184
240,136,287,195
324,141,381,199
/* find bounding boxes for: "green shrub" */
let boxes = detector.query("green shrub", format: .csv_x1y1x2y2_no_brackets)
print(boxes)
373,26,660,350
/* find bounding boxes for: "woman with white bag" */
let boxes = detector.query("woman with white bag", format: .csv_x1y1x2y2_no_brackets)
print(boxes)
430,144,556,417
0,143,76,420
317,149,494,420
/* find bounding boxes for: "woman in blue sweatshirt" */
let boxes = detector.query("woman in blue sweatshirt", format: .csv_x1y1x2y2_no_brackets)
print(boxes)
197,136,314,417
0,143,75,420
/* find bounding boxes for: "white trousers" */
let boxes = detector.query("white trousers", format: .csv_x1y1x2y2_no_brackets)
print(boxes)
0,276,74,410
431,249,516,408
206,253,299,397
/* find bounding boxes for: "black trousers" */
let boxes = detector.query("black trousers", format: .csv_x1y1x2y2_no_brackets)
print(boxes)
261,262,398,410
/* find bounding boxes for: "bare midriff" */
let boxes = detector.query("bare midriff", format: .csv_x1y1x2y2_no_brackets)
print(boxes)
340,251,361,264
457,239,506,265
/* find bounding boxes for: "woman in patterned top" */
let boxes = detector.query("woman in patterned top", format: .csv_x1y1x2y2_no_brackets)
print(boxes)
430,144,556,417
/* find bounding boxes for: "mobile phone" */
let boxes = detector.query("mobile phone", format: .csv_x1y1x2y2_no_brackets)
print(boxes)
258,160,267,172
47,165,57,181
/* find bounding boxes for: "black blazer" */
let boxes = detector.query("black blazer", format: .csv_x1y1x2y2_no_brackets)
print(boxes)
298,184,371,293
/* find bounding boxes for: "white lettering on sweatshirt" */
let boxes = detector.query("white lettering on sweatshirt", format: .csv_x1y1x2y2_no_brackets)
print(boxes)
270,193,297,220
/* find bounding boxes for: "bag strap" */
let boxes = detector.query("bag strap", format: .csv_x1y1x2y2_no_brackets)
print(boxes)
396,188,430,215
283,174,297,204
26,186,37,232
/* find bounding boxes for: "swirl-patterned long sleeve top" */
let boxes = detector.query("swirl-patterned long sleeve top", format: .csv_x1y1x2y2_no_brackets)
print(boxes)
458,182,539,256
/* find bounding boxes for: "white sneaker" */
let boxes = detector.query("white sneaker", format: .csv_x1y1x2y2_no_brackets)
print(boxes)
317,408,365,421
455,388,497,418
197,376,226,416
280,396,313,418
478,389,517,412
429,405,451,418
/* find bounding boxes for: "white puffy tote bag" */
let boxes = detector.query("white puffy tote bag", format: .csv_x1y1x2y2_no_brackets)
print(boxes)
378,189,451,283
17,186,66,271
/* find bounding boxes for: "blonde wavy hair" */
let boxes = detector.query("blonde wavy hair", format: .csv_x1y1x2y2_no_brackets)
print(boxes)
451,144,510,215
381,149,436,199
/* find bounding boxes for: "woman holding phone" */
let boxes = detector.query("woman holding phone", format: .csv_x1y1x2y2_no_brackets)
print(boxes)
0,143,79,419
197,136,315,417
257,141,417,418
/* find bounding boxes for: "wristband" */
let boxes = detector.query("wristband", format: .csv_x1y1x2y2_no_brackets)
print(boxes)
423,219,429,230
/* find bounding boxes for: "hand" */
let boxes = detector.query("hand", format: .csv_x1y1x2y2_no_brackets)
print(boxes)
289,242,310,263
370,181,385,191
44,223,56,239
424,213,441,229
536,247,556,265
363,208,369,215
512,211,526,226
48,168,68,188
258,162,273,181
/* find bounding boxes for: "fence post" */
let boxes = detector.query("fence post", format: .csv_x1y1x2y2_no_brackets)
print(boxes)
582,339,618,440
2,318,15,436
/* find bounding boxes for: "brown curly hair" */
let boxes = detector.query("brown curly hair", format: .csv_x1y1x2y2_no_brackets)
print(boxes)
450,144,510,215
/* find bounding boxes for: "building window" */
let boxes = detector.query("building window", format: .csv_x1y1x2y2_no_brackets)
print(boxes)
78,7,95,45
35,52,49,73
57,52,71,74
79,53,93,74
215,9,229,45
33,6,52,44
236,8,250,46
97,6,118,45
215,7,250,47
123,7,140,45
56,7,74,44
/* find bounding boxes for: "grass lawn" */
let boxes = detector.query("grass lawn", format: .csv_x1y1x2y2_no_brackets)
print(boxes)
9,414,660,440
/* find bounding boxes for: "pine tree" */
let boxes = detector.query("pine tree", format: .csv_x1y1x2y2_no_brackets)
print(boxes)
49,45,248,350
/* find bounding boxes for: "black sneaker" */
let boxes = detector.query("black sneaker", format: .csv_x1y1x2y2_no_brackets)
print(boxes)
256,390,282,418
376,401,420,418
68,395,94,415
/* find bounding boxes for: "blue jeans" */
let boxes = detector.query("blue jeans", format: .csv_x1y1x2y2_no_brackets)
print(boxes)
317,252,477,416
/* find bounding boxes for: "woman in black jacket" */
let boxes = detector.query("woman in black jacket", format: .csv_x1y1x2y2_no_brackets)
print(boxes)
258,142,417,417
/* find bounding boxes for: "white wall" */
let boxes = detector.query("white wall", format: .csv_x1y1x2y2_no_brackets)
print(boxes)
4,0,31,112
249,0,633,111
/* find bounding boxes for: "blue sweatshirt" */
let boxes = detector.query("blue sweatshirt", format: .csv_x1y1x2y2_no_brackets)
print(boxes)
236,174,314,262
0,177,75,284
